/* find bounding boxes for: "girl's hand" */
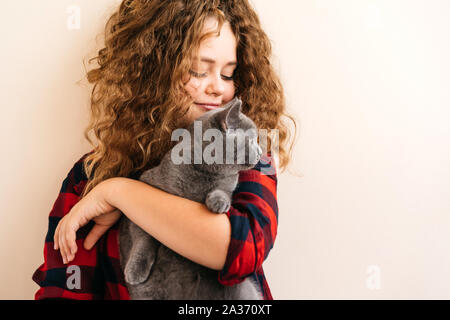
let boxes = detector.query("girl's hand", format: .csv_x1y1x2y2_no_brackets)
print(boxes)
53,180,122,264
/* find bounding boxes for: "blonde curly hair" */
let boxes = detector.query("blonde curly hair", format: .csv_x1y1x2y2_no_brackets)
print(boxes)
81,0,297,198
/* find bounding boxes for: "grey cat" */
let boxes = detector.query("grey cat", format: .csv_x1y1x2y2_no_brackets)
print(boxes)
118,96,264,300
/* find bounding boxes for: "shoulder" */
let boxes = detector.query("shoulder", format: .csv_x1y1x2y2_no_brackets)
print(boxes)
255,153,277,176
60,151,94,196
238,153,277,184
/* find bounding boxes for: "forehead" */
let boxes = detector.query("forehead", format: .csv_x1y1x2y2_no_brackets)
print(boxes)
196,18,237,63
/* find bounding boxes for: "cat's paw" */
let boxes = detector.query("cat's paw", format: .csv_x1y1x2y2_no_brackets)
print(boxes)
205,189,231,213
124,260,153,285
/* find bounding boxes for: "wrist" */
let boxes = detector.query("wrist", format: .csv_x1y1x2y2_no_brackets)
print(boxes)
101,177,129,209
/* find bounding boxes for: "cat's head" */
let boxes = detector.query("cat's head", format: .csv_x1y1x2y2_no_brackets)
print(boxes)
185,96,263,174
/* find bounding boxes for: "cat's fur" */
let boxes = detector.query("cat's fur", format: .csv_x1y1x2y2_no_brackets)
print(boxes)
118,97,264,300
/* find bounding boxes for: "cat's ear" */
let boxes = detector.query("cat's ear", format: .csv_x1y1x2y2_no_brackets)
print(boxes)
217,97,242,131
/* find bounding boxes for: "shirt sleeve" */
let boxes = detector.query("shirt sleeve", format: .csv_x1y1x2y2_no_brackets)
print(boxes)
32,153,105,300
218,153,278,286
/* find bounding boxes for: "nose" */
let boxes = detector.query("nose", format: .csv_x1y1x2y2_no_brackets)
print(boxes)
206,74,225,96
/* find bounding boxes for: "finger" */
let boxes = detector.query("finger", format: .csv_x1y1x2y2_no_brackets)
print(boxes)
70,241,78,257
57,222,63,261
67,230,78,262
64,231,74,263
60,225,68,264
60,238,66,264
64,235,70,263
53,221,60,250
84,224,110,250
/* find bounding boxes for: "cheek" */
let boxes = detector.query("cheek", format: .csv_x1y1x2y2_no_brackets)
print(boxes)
224,82,236,99
184,77,202,97
183,77,236,100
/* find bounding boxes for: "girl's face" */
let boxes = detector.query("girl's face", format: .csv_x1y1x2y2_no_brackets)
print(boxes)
183,17,238,124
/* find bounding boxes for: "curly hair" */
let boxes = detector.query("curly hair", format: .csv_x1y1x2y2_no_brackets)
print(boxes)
80,0,297,198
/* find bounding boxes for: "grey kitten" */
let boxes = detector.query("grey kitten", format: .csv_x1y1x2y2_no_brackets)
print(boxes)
118,96,264,300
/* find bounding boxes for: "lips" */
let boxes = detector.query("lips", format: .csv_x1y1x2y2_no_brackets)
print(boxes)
195,102,221,110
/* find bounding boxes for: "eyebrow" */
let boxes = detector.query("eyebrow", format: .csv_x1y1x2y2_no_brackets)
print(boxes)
199,56,237,66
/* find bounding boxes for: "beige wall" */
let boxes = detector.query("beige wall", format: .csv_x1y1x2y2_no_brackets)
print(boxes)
1,0,449,299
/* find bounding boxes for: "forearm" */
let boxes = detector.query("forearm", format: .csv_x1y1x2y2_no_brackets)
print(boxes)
105,177,231,271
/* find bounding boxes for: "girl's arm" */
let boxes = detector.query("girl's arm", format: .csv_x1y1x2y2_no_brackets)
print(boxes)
109,156,279,285
54,153,278,285
106,177,232,271
33,154,112,300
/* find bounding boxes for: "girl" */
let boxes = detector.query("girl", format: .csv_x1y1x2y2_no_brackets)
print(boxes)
32,0,296,300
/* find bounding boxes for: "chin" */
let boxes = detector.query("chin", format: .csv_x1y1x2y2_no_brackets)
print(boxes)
185,107,206,123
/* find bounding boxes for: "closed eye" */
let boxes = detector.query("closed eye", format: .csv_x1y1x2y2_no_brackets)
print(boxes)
189,70,234,81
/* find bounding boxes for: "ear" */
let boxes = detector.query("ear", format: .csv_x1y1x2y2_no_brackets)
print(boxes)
217,97,242,131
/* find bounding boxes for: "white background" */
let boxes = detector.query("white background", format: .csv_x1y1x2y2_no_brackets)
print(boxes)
0,0,449,299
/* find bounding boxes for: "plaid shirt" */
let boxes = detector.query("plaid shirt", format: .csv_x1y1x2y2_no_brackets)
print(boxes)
32,151,278,300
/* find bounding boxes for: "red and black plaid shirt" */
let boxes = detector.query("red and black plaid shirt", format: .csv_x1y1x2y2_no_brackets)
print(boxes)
32,151,279,300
